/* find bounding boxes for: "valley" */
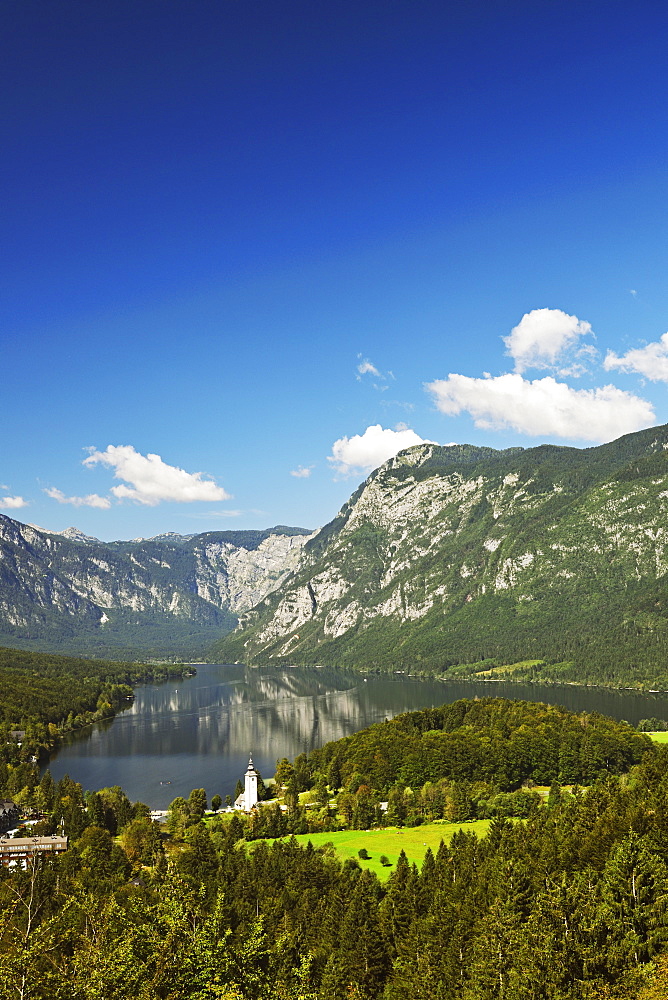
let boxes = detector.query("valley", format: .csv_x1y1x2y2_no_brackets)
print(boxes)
0,519,312,658
5,425,668,691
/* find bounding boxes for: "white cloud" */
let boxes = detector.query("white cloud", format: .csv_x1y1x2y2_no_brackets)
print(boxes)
604,332,668,382
555,347,598,379
328,424,434,476
290,465,314,479
44,487,111,509
425,373,654,443
82,445,231,506
504,308,594,374
357,359,380,377
0,495,28,510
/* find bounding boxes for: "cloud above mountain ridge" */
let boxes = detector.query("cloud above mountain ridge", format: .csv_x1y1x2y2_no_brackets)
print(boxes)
0,495,28,510
44,446,232,510
604,332,668,382
83,445,231,506
328,424,434,477
426,373,654,442
504,308,596,375
44,488,111,509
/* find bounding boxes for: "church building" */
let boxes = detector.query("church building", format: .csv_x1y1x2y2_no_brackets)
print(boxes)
234,754,259,811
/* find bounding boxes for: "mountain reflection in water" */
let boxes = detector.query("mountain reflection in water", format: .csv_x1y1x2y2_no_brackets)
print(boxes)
45,664,668,808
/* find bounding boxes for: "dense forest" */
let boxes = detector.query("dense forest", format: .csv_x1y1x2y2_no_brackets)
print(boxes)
0,645,186,758
3,698,668,997
307,698,653,792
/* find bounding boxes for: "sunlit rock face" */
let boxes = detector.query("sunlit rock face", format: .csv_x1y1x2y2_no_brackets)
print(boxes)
192,533,310,613
0,518,313,657
216,427,668,669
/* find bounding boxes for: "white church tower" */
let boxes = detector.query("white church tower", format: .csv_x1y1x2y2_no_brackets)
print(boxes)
244,754,259,811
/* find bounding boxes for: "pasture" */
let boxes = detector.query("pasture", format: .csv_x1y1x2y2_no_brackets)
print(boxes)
258,820,491,881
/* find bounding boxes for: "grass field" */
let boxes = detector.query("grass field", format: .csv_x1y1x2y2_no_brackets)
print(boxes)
648,732,668,743
256,820,491,881
476,659,544,677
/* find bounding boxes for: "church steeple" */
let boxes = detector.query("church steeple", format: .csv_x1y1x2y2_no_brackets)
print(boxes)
244,753,258,810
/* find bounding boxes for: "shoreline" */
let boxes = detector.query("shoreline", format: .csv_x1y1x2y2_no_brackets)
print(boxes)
43,665,668,811
238,659,668,697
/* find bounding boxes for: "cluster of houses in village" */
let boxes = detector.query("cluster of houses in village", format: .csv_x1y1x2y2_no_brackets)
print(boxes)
0,799,19,834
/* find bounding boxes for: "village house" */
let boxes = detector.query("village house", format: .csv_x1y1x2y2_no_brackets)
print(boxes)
0,800,19,834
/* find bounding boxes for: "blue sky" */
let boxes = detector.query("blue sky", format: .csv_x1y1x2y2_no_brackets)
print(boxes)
3,0,668,540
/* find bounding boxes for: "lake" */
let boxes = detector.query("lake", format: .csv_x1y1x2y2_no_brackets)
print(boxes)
45,664,668,808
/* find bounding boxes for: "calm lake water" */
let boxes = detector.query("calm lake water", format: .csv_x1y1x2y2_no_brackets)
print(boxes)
45,664,668,808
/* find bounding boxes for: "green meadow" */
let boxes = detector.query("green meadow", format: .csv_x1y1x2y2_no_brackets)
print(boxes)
256,820,491,881
648,731,668,743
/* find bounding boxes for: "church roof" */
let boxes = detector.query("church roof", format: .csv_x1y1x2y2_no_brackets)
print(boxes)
245,754,258,776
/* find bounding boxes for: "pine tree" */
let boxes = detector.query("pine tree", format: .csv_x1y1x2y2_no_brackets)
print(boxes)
380,850,413,958
320,870,390,999
599,833,668,973
178,822,220,885
226,812,245,845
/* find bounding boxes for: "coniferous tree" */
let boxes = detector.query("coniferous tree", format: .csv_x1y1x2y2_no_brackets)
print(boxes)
599,833,668,973
380,850,413,959
320,870,390,1000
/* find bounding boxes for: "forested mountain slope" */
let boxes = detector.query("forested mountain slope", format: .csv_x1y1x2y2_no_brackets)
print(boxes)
0,517,312,658
0,644,185,731
214,425,668,686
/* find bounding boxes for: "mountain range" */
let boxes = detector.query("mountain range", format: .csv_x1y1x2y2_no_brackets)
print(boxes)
0,519,312,658
4,424,668,683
